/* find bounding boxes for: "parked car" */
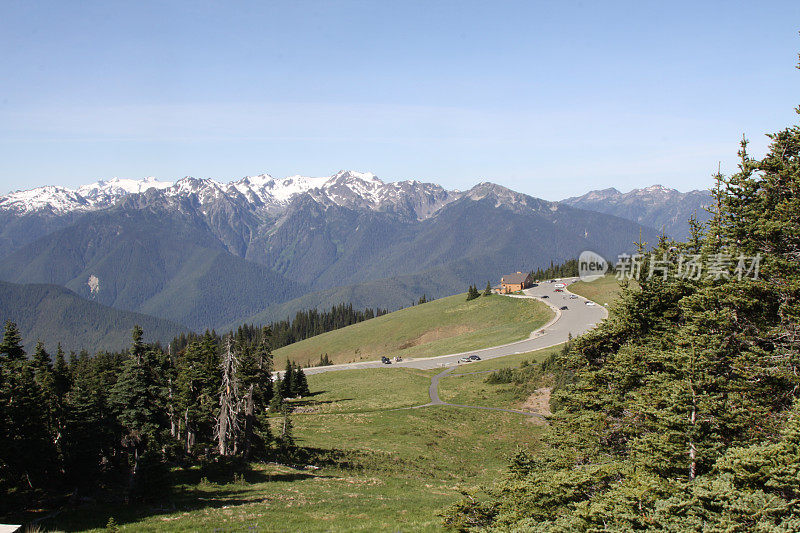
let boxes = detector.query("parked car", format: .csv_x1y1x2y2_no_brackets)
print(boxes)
469,354,481,361
458,356,472,363
585,301,596,306
560,306,568,310
381,356,391,364
540,295,549,298
394,356,402,362
570,295,578,299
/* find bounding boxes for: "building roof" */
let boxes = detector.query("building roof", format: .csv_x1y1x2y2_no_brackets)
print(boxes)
501,272,529,284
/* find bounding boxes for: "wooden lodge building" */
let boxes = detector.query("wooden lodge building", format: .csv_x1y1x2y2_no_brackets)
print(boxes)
499,271,535,293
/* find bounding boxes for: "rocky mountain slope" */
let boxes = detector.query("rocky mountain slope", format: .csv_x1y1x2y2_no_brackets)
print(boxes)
562,185,713,240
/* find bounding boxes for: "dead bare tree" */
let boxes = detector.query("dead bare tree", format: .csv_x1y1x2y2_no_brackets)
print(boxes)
215,336,241,456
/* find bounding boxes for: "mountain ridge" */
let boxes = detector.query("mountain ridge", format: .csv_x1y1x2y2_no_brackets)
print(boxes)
562,184,713,239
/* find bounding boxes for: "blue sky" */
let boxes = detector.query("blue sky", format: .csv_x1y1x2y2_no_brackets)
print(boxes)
1,1,798,200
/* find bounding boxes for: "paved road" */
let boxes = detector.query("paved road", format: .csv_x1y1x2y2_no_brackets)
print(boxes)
299,278,608,377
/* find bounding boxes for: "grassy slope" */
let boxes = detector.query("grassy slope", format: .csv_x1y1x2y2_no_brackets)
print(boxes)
273,293,552,368
438,345,560,409
287,367,433,414
568,274,628,306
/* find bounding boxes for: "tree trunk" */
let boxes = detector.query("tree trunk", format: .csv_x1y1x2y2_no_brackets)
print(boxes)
216,337,240,456
168,377,177,438
242,384,255,458
688,375,698,481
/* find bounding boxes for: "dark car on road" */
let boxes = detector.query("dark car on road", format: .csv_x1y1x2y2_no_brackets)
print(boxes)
469,355,481,361
381,356,391,364
560,306,568,310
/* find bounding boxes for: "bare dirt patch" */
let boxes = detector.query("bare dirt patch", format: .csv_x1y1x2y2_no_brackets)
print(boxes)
522,387,552,416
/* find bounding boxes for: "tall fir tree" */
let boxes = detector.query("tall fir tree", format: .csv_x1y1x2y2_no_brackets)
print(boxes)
0,356,54,496
0,320,25,361
31,341,58,438
236,331,274,458
280,359,294,399
109,327,168,495
175,336,220,453
290,366,310,398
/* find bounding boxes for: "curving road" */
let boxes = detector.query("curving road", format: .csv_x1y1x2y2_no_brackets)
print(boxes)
413,366,544,418
300,278,608,377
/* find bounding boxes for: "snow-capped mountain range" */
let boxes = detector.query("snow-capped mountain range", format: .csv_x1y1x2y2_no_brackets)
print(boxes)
0,170,683,340
0,170,459,220
1,171,710,236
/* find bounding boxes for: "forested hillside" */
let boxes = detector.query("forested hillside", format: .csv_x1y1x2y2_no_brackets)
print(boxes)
0,204,307,331
446,109,800,529
0,322,310,518
0,280,188,352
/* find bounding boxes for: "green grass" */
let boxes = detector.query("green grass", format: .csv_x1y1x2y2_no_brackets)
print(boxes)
287,367,432,414
439,346,560,409
569,275,633,307
274,292,552,368
45,407,544,533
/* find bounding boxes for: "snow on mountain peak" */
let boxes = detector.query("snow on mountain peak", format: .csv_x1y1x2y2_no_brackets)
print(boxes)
77,176,173,200
331,170,379,182
0,170,457,218
0,185,91,214
640,184,674,194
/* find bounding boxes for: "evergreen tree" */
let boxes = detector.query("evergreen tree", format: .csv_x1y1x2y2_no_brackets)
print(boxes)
466,284,480,301
293,366,310,398
175,335,220,453
62,357,107,490
446,95,800,530
53,343,70,400
280,360,294,399
31,341,57,436
236,330,273,458
269,378,284,412
0,320,25,361
483,281,492,296
278,404,294,448
47,342,70,467
109,327,168,495
0,356,54,497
